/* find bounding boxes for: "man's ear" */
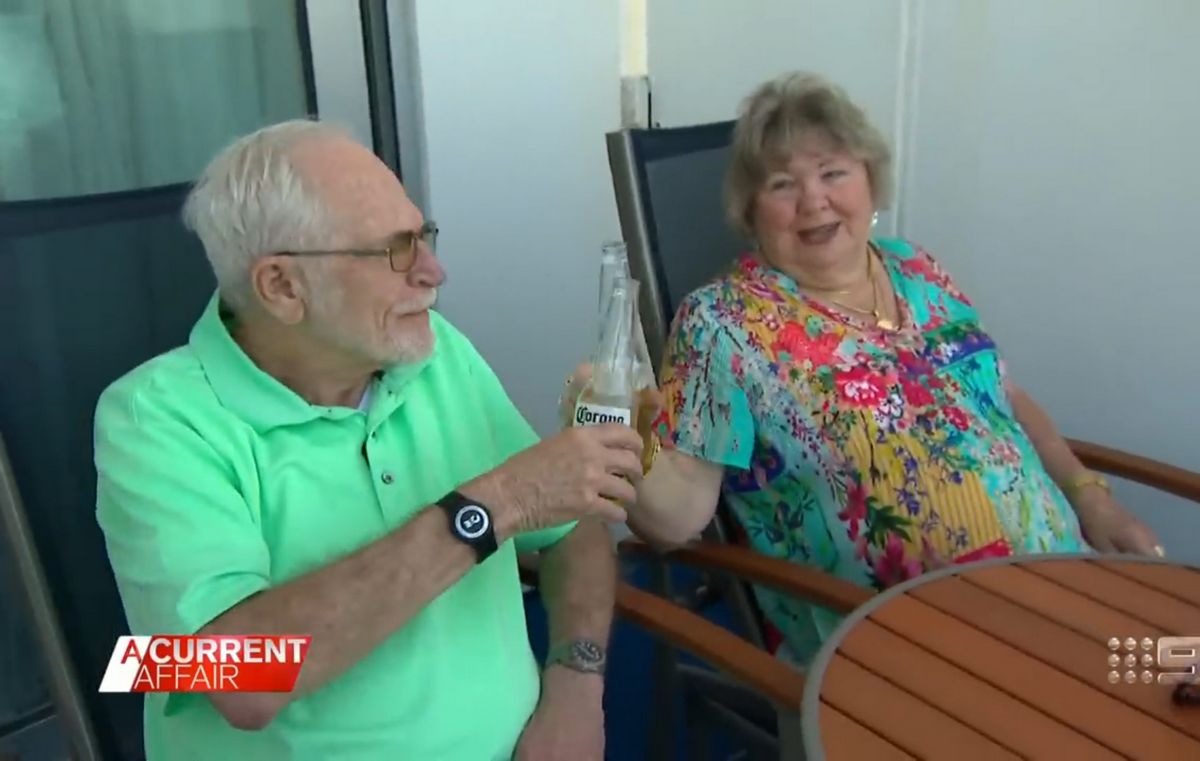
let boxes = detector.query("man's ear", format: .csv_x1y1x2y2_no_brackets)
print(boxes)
250,255,307,325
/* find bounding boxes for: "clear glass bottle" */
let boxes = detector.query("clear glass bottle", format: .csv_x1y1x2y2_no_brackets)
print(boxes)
597,241,655,391
588,241,661,473
575,276,639,432
598,241,631,342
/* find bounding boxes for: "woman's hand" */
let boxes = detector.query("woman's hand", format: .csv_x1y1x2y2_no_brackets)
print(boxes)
1073,488,1164,556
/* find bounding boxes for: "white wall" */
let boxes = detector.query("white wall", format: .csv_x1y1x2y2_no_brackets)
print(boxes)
647,0,1200,560
411,0,622,436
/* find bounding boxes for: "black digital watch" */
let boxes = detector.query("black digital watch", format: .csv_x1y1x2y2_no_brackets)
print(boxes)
436,491,498,563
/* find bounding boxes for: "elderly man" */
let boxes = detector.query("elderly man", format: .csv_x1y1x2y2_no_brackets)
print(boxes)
93,120,643,760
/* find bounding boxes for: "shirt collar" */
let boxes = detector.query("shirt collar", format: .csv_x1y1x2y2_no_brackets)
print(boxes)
188,293,431,432
736,252,804,299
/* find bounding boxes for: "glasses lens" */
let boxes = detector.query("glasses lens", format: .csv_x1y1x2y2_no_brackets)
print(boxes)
387,234,411,272
389,223,438,272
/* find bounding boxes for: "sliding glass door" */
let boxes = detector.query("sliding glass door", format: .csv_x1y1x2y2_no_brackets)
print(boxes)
0,2,317,758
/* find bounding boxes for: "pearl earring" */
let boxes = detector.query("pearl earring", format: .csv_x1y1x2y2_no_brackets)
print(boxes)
871,211,879,228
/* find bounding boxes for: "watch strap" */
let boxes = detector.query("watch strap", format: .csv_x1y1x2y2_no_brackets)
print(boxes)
436,491,498,563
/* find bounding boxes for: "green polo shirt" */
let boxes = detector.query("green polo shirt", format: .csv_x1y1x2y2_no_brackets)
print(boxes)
94,294,573,760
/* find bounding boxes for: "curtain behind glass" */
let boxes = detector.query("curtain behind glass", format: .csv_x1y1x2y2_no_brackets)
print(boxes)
0,0,311,201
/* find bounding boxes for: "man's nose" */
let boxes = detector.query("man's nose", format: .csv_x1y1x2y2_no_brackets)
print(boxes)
406,243,444,289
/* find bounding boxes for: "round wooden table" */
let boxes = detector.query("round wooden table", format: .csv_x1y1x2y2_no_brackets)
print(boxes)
800,553,1200,760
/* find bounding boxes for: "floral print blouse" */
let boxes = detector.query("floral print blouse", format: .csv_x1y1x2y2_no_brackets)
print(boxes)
654,237,1088,663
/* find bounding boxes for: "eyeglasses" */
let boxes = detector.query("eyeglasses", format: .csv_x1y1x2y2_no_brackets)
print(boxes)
280,221,438,273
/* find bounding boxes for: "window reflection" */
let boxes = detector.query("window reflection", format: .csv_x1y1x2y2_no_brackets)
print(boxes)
0,0,311,202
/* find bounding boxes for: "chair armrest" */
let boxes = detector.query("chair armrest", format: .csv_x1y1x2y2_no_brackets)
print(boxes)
615,581,804,706
620,538,873,614
1067,438,1200,503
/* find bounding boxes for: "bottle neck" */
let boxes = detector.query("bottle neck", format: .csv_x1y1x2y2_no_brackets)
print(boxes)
592,281,636,397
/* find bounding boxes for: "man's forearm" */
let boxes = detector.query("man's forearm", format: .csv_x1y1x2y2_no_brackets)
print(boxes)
204,478,513,728
513,523,614,755
538,518,616,648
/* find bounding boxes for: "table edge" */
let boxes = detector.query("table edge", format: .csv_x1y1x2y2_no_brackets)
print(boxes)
800,552,1198,759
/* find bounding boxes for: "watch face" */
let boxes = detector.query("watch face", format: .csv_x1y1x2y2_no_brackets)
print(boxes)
454,504,490,540
572,640,604,665
547,639,605,674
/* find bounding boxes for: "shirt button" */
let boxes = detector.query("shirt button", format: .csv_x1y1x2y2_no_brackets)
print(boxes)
381,472,395,485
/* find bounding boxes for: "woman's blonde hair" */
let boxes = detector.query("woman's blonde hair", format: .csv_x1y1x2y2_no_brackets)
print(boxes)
725,72,893,239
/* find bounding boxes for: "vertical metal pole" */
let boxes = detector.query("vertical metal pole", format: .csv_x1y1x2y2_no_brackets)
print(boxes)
384,0,431,215
776,706,807,760
359,0,401,174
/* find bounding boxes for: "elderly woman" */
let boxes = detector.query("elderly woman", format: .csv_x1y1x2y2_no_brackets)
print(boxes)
631,71,1161,663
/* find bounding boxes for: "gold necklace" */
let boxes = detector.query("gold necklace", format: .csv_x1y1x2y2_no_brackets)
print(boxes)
795,249,871,295
789,244,900,332
826,248,898,332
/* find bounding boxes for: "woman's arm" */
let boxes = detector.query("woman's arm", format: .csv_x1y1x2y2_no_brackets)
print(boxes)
630,448,725,549
1008,385,1093,497
1009,383,1161,554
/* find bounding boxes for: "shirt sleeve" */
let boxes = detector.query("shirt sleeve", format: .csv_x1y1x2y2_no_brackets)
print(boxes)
94,382,271,638
891,238,979,315
654,294,756,470
462,339,577,553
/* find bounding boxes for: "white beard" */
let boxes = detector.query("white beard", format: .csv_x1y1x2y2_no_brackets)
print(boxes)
305,277,437,366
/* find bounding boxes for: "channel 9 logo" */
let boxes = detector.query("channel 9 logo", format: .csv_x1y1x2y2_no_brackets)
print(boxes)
1107,636,1199,685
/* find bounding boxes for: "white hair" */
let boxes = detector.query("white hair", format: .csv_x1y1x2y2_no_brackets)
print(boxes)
182,119,350,310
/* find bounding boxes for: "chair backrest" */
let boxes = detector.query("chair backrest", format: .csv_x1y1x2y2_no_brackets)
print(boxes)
0,184,216,760
606,123,770,648
605,122,745,373
1,432,100,759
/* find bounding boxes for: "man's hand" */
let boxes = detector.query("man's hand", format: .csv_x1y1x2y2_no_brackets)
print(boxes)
514,668,605,761
464,424,644,535
1074,488,1163,555
560,363,663,472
